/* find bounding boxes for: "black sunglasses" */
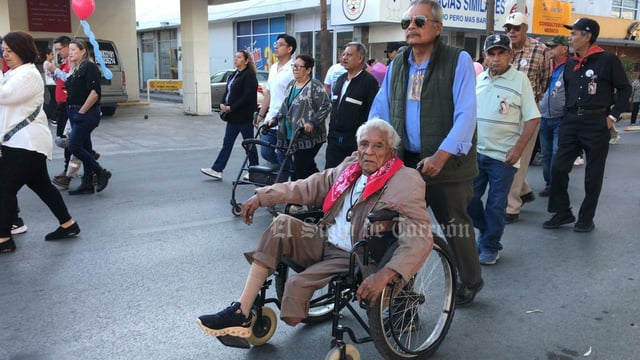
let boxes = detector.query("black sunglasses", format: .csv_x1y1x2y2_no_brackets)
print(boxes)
401,15,437,30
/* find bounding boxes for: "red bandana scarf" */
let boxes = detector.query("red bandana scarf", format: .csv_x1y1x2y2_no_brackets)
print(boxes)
322,157,404,213
573,45,604,72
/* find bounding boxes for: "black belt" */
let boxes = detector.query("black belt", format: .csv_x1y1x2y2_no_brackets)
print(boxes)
68,105,82,109
567,107,608,116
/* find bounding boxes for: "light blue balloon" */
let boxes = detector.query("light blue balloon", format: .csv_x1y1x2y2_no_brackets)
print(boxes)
80,20,113,80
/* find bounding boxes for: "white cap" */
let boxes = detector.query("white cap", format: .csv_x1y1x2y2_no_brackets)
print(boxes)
504,12,527,26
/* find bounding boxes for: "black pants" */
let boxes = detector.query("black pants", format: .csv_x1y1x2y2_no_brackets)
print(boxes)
404,151,482,287
44,85,57,120
0,146,72,238
325,131,357,169
548,112,610,222
631,102,639,125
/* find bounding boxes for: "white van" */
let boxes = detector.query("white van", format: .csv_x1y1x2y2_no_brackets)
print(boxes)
36,38,128,116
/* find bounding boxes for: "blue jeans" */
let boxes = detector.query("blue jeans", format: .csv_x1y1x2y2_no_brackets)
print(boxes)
539,117,561,189
467,154,517,254
67,106,101,176
212,122,258,172
260,128,279,165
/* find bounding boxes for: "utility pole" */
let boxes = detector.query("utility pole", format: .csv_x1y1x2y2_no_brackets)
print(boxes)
320,0,329,80
486,0,495,34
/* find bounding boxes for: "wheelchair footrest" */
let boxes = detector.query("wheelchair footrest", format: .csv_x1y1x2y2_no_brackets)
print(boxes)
216,335,251,349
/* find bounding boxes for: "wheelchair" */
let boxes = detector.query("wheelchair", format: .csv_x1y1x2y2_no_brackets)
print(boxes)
217,209,457,359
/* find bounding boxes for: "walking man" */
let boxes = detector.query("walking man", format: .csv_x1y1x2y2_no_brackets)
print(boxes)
469,34,540,265
538,35,569,197
544,18,631,232
255,34,296,166
503,12,550,223
369,0,483,306
325,42,379,168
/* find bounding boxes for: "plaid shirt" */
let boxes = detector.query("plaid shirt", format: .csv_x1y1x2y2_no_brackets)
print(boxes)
511,37,551,103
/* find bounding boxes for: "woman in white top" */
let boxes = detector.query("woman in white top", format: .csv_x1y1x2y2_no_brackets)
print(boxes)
0,31,80,254
42,48,57,122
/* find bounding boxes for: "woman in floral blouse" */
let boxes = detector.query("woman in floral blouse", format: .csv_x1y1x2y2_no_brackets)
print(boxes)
267,54,330,180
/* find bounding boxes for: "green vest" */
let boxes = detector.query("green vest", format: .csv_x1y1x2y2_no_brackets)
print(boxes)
390,38,478,185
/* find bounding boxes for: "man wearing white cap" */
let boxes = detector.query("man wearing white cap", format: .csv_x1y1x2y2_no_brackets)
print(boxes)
502,12,551,224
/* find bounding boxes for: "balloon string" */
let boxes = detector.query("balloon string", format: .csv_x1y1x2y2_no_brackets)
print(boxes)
80,20,113,80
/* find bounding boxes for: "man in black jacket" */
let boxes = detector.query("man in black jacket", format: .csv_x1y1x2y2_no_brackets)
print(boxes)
325,42,379,169
544,18,631,232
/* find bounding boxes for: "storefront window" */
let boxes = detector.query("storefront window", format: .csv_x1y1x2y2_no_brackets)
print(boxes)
612,0,639,19
236,16,286,71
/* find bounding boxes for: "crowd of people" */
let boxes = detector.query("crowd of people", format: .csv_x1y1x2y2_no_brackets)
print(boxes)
197,0,632,345
1,31,112,254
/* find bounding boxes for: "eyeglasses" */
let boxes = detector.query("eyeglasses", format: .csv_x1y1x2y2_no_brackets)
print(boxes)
400,15,438,30
291,64,307,70
54,45,67,51
504,25,522,32
273,41,287,48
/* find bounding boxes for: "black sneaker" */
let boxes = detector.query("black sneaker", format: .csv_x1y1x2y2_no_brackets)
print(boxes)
197,302,253,338
543,211,576,229
0,238,16,254
45,222,81,241
574,220,595,233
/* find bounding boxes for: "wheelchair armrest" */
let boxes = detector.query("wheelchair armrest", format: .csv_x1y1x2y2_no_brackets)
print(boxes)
367,209,399,223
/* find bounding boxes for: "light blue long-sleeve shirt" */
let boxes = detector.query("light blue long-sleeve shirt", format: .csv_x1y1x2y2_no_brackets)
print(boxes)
369,49,477,156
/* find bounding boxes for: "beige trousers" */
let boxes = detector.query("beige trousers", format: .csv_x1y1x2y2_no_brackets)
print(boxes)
244,214,351,320
507,124,540,215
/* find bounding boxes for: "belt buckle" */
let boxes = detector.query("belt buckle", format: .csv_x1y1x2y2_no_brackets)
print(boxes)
577,108,585,116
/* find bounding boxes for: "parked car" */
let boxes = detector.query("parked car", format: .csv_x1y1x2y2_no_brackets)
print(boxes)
210,69,268,111
35,38,128,117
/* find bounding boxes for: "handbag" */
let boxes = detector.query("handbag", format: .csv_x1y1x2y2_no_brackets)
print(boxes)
220,111,229,121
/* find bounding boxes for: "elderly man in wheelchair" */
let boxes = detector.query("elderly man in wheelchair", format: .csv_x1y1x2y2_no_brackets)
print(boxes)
198,118,454,358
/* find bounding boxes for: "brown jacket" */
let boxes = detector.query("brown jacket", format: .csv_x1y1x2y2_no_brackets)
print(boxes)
255,156,433,282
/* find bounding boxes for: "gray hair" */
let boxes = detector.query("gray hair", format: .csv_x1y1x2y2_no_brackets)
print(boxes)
344,41,367,61
356,118,401,150
409,0,444,23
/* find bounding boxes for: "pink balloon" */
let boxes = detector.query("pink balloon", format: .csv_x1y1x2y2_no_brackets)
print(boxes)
72,0,95,20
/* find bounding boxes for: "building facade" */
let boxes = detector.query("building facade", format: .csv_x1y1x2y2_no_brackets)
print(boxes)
136,0,640,91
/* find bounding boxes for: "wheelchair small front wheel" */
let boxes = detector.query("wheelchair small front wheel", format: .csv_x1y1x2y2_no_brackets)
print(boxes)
323,344,360,360
247,307,277,346
232,204,243,216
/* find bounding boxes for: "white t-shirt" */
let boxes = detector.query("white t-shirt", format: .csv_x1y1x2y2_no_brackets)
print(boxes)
327,175,367,251
265,58,295,122
324,63,347,91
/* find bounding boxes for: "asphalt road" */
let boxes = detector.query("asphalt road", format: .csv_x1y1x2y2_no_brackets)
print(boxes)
1,101,639,360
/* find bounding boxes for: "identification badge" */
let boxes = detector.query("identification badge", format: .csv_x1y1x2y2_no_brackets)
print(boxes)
588,77,597,95
409,69,424,101
499,97,509,114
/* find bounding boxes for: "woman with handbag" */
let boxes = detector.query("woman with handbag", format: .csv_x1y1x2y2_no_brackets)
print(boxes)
201,50,258,180
64,38,112,195
1,31,80,254
266,54,331,180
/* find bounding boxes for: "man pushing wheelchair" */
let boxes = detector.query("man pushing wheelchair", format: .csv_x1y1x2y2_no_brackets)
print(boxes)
197,118,433,342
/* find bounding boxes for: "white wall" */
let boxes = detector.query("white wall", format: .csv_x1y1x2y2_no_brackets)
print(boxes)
208,21,235,74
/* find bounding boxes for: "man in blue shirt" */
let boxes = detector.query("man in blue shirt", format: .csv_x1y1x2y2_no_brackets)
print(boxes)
369,0,482,306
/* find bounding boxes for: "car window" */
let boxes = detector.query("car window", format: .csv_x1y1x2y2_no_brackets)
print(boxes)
257,71,269,82
210,71,227,83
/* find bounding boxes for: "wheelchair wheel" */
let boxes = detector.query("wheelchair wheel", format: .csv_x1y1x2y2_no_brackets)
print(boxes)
367,235,456,359
275,266,335,324
232,204,243,217
324,344,360,360
247,307,277,346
